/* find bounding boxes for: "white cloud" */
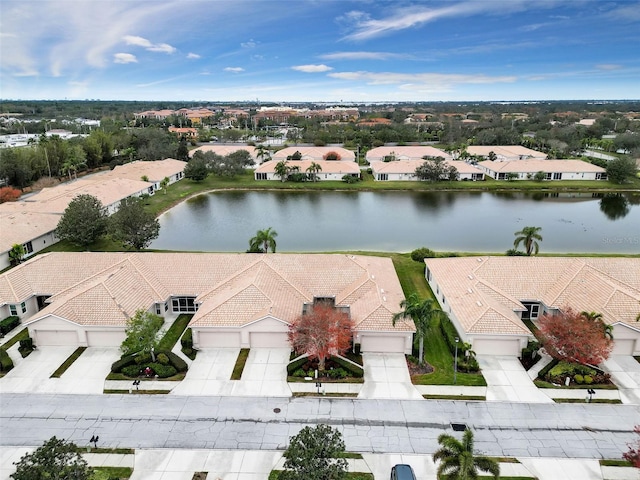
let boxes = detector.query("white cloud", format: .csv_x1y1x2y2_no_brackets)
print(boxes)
113,53,138,64
241,39,257,48
187,52,201,59
328,70,517,87
224,67,245,73
320,51,409,61
124,35,176,54
292,64,333,73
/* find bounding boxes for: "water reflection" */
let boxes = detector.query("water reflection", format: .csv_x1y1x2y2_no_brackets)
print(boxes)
599,193,630,220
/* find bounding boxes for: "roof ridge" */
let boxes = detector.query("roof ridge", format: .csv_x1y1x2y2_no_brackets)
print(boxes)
126,256,167,300
542,258,586,305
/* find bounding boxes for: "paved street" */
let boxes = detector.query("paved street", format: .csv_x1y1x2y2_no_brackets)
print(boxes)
1,394,638,459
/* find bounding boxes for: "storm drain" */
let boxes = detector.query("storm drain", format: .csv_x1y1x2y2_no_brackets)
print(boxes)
451,423,467,431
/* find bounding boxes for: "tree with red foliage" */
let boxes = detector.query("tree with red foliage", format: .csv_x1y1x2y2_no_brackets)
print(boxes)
538,306,613,365
0,186,21,203
288,304,353,371
623,425,640,467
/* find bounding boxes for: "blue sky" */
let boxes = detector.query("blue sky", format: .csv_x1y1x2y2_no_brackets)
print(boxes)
1,1,639,102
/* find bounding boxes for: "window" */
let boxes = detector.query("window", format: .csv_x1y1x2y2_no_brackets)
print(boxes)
553,172,562,180
9,305,17,316
545,172,552,180
378,174,388,181
171,297,198,313
522,302,540,319
156,304,162,315
23,242,33,254
164,302,168,312
21,302,27,314
256,172,267,180
426,267,432,282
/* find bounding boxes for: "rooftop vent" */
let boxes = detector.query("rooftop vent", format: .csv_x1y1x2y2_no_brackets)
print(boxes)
468,274,474,279
451,423,468,432
477,258,483,262
467,288,473,294
476,301,482,307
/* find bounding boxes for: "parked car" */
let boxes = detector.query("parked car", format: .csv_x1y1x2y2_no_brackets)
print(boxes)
390,464,417,480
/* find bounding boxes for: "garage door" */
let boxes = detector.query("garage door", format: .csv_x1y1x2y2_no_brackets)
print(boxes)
249,332,290,348
86,331,125,347
360,335,406,353
612,339,636,356
198,331,241,348
473,338,521,356
35,330,78,346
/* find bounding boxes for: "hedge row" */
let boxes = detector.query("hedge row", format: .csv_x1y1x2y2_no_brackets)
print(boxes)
0,316,20,335
111,350,187,375
332,356,364,377
0,349,13,372
287,355,308,376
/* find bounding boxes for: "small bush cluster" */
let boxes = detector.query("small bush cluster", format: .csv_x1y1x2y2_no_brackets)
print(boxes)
18,337,35,357
342,174,361,183
544,360,610,385
110,350,187,378
440,317,479,373
181,328,194,356
0,316,20,335
410,247,435,262
288,355,363,379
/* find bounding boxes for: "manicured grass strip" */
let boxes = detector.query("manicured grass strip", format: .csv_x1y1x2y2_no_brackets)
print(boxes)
292,392,359,398
91,466,133,480
77,447,134,454
269,471,372,480
288,376,364,383
157,314,192,351
554,398,622,404
106,371,186,381
423,394,486,401
103,389,170,394
0,328,29,351
490,457,521,463
51,347,87,378
534,379,618,390
599,459,633,467
231,348,250,380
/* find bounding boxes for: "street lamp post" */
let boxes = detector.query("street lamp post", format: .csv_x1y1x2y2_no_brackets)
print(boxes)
454,337,459,385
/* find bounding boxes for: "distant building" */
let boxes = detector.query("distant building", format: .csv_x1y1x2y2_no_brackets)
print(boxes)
467,145,547,161
370,160,484,181
478,159,607,180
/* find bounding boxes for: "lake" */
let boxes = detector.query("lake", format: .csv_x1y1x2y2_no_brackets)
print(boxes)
151,190,640,254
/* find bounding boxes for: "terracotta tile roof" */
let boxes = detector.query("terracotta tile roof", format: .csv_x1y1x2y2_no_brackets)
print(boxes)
425,257,640,335
370,159,483,175
366,146,451,161
4,252,410,333
478,159,605,174
272,147,356,162
467,145,546,158
255,159,360,175
91,159,186,183
0,211,61,253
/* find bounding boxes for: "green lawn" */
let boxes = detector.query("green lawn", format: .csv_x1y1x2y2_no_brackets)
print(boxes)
0,327,29,351
231,348,250,380
51,347,87,378
91,466,132,479
157,314,192,351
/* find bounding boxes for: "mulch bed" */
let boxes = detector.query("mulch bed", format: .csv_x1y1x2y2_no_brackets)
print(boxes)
406,359,434,375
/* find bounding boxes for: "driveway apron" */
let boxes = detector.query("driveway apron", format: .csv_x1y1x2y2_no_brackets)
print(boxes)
358,353,422,400
170,348,239,396
602,355,640,405
231,348,291,397
476,355,553,403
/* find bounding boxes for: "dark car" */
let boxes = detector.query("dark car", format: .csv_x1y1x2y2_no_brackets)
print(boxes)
390,464,417,480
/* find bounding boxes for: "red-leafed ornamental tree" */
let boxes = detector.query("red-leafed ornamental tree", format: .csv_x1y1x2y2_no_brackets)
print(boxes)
288,305,353,371
538,307,613,365
623,425,640,467
0,186,21,203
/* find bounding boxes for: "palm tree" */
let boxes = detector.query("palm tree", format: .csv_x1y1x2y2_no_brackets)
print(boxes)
306,162,322,182
392,293,445,365
581,311,613,339
255,144,271,164
249,227,278,253
433,429,500,480
513,226,543,256
160,177,170,195
274,160,289,182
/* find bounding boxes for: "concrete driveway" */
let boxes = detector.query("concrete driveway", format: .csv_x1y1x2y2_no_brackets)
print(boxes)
358,353,422,400
476,355,553,403
602,356,640,405
0,346,120,395
171,348,239,396
363,453,438,479
232,348,291,397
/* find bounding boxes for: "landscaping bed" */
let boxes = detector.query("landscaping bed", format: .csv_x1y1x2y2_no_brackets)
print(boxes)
534,359,615,389
287,355,364,383
108,350,188,381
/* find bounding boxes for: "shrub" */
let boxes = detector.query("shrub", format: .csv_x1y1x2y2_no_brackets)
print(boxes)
0,349,14,372
313,139,326,146
110,354,136,373
326,368,347,379
181,328,193,350
0,316,20,335
506,249,527,256
122,365,142,377
288,356,309,376
331,356,363,377
163,351,188,372
149,362,177,378
342,174,361,184
135,353,152,365
323,151,341,161
411,247,435,262
18,337,35,356
293,368,307,377
156,353,170,365
574,374,584,384
584,375,593,384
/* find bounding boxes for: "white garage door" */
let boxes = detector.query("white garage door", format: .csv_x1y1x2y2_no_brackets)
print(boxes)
86,331,125,347
612,339,636,356
249,332,290,348
473,338,521,356
198,331,241,348
35,330,78,346
360,336,406,353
